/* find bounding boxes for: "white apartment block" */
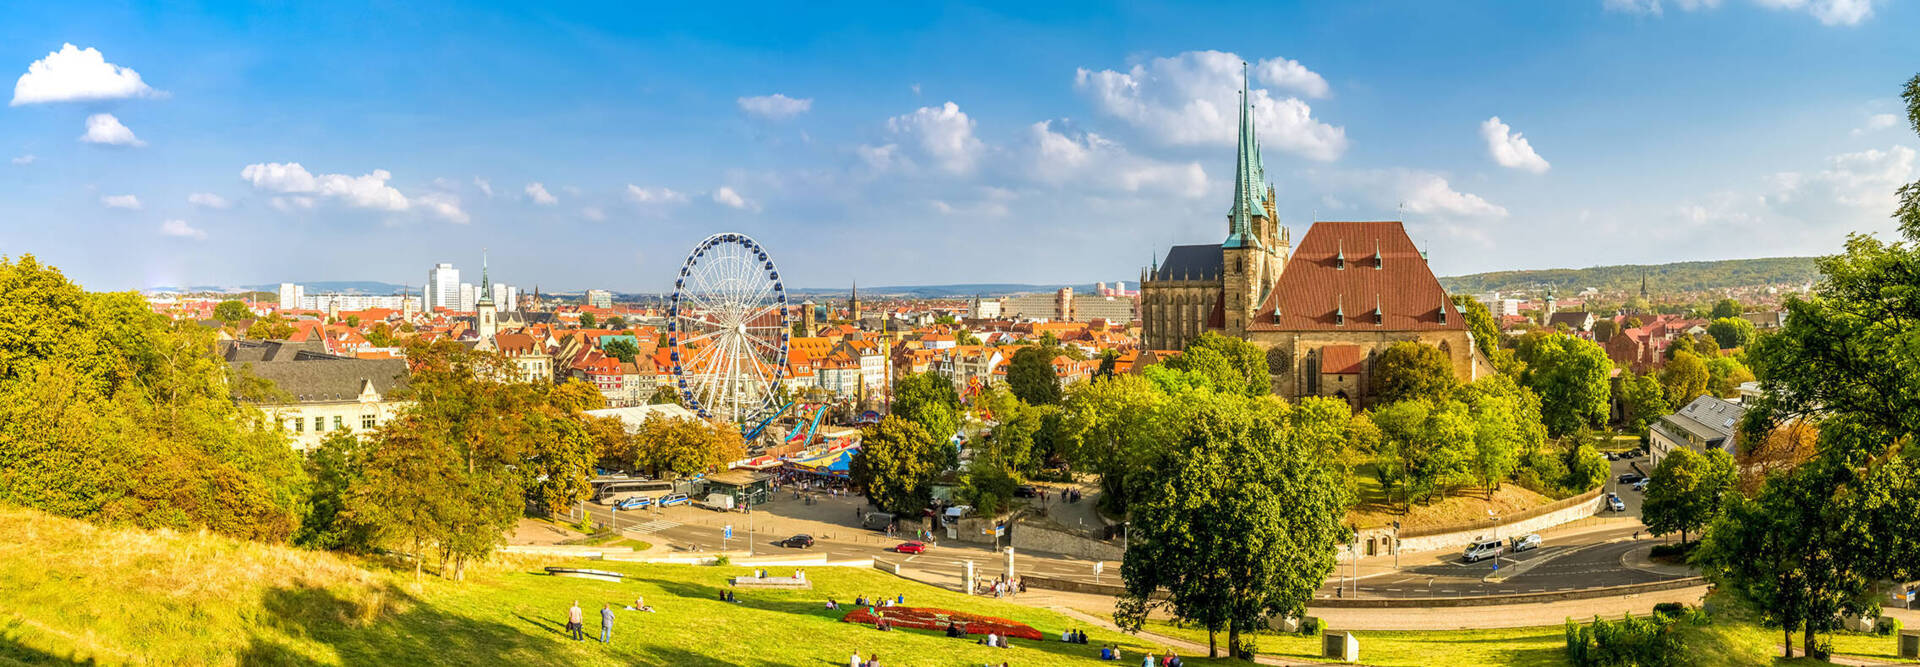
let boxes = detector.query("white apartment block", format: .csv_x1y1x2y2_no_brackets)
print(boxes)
585,289,613,309
426,263,461,311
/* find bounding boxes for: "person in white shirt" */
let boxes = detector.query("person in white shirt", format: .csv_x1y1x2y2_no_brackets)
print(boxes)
849,651,861,667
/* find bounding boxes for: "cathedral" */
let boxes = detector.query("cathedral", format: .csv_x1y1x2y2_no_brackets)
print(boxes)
1138,69,1487,407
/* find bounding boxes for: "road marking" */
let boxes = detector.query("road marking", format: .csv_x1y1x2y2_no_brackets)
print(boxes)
623,520,681,536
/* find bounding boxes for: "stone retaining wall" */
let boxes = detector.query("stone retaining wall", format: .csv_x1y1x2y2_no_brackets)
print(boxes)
1343,487,1607,560
1020,573,1702,609
1010,521,1124,562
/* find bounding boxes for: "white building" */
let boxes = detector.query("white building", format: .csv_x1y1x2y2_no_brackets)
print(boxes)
585,289,613,309
426,263,460,311
491,283,518,312
300,293,412,311
458,283,477,312
277,283,305,310
1477,291,1522,318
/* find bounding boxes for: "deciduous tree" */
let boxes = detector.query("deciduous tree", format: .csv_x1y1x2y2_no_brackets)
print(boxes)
1372,341,1457,404
1706,316,1756,350
1641,447,1735,544
849,416,938,515
1517,332,1612,437
1660,351,1709,407
214,299,252,322
1007,346,1062,406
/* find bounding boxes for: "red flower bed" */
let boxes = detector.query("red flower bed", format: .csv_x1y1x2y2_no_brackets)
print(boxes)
840,606,1044,641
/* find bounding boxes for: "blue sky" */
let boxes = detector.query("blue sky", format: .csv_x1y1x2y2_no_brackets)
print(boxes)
2,1,1916,292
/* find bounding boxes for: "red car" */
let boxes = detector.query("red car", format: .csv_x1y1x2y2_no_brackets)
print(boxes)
894,541,927,554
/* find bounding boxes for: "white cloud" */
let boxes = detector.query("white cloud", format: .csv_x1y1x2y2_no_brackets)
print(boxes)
712,186,759,211
11,43,162,106
1253,57,1330,99
100,194,141,210
187,192,230,209
79,113,144,147
1480,116,1552,173
1755,0,1874,25
737,93,813,119
626,185,689,203
855,143,901,171
9,154,33,165
1073,50,1347,161
1602,0,1722,16
1400,172,1509,218
1026,120,1208,198
1851,113,1899,136
886,102,986,174
473,177,493,198
240,162,410,212
159,219,206,240
1770,145,1914,211
525,182,557,205
413,192,469,223
581,207,606,221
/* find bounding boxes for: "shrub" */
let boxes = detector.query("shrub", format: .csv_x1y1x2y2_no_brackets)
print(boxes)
1564,612,1699,666
712,554,730,566
1648,542,1698,561
1877,616,1903,636
1651,602,1685,618
1299,616,1322,636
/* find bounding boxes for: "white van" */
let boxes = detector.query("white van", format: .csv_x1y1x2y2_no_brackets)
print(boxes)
1463,537,1504,563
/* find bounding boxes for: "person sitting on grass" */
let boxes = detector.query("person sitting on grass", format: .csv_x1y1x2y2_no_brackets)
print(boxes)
624,596,655,613
825,597,839,610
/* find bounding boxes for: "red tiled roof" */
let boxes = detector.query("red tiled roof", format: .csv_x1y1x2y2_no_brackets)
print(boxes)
1250,221,1465,332
1320,344,1363,374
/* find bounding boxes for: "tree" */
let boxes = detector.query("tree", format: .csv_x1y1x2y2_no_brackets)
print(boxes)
1371,342,1457,404
1710,298,1744,319
1007,346,1062,406
602,338,640,363
955,454,1018,516
1619,372,1670,435
1516,333,1612,437
1591,318,1620,345
294,432,375,552
350,416,460,580
649,385,681,405
579,312,597,328
522,405,596,516
1564,444,1609,492
1705,356,1755,399
1660,351,1709,407
214,299,252,323
1060,373,1168,516
606,316,627,330
1641,448,1735,545
848,416,938,515
1162,332,1269,397
954,328,981,346
633,414,744,478
934,313,958,325
1115,393,1345,659
1706,316,1756,350
1455,375,1542,494
1370,399,1475,506
546,378,607,412
891,371,962,449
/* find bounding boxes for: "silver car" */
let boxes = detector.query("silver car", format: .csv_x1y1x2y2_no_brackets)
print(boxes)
1509,533,1543,552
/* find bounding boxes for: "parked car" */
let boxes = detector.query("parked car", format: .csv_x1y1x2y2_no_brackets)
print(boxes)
1463,537,1504,563
1509,533,1543,552
780,534,815,548
895,541,927,554
1631,478,1651,492
1607,493,1626,512
614,496,651,511
1617,473,1644,485
1013,485,1038,498
658,493,690,507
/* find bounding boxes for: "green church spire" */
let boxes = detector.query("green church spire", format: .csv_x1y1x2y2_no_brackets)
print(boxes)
1223,63,1265,250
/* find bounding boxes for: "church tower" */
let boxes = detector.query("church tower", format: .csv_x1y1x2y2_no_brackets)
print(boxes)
476,248,497,340
1220,64,1288,335
849,281,861,324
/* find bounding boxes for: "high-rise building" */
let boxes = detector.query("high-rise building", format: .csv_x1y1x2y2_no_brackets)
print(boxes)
491,283,518,312
277,283,304,310
426,263,460,311
458,283,478,312
585,289,613,309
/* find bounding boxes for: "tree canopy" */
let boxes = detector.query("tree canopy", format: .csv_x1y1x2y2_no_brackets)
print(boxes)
1706,316,1756,350
1371,341,1457,404
214,299,252,322
602,338,640,363
1160,331,1269,397
1641,447,1735,544
1006,345,1062,406
849,415,940,516
1515,332,1612,437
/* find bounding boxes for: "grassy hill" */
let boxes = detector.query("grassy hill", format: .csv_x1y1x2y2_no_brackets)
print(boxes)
1440,257,1818,295
0,506,1176,666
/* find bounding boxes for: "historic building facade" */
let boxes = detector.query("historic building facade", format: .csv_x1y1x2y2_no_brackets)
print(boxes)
1138,69,1485,407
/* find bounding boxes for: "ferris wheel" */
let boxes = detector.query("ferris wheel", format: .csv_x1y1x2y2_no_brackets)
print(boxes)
666,233,790,428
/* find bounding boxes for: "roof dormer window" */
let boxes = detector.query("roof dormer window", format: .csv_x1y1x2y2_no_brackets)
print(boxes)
1335,241,1346,270
1374,295,1384,326
1373,240,1384,269
1334,296,1345,326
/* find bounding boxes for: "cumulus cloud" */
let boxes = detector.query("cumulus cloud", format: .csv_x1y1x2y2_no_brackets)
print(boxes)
473,177,493,198
855,143,901,171
241,162,411,212
10,154,33,165
712,186,759,211
79,113,144,147
413,192,469,223
1074,50,1347,161
626,185,689,203
159,219,206,239
737,93,813,119
1602,0,1722,16
525,182,557,205
11,43,162,106
1480,116,1551,173
1755,0,1874,25
1026,120,1208,198
1851,113,1899,136
885,102,986,174
101,194,141,210
187,192,230,209
1769,145,1914,211
1400,172,1509,218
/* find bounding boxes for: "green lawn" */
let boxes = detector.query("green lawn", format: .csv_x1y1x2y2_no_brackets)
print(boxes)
0,506,1204,666
576,532,653,551
1140,619,1566,666
1827,631,1917,663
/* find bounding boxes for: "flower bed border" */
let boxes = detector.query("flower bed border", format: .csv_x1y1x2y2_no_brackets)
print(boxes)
840,606,1044,641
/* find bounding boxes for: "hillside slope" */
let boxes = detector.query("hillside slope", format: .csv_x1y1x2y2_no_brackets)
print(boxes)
0,507,1170,666
1440,257,1817,295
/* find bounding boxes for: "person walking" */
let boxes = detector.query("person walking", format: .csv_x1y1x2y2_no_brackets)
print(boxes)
849,650,861,667
567,600,583,641
599,603,615,643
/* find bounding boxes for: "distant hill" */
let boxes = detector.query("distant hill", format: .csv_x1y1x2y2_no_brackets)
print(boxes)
788,283,1098,298
1439,257,1819,295
148,281,412,295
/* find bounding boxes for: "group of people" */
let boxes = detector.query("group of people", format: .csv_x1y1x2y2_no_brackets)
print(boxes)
848,650,882,667
1061,628,1089,644
853,594,901,608
976,632,1012,648
982,575,1023,598
561,596,658,644
717,588,740,603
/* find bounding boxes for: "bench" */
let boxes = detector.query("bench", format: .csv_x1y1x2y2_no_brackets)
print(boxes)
730,576,812,589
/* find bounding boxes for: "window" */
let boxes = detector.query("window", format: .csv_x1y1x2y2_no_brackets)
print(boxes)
334,416,344,431
362,414,377,430
294,418,304,434
314,416,325,432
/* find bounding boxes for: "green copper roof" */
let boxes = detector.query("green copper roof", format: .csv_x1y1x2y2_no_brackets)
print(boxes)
1223,63,1271,250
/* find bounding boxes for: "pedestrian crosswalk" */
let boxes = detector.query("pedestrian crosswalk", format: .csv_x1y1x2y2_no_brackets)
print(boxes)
622,520,680,536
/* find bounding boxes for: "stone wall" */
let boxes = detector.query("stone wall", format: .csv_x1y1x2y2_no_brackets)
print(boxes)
1339,487,1606,560
1009,520,1125,561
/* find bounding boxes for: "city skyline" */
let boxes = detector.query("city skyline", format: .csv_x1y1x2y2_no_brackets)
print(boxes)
4,2,1917,293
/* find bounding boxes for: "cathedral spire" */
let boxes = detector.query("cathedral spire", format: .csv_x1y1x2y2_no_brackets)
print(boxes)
476,248,494,306
1223,62,1263,250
